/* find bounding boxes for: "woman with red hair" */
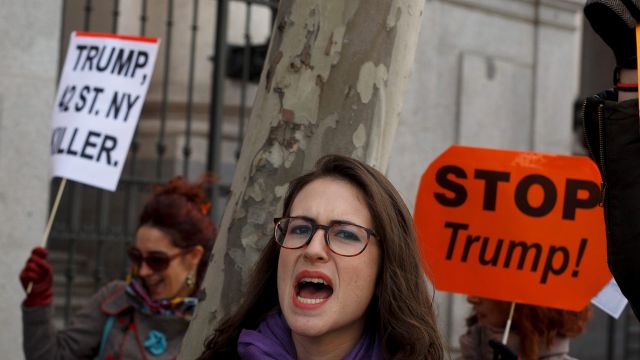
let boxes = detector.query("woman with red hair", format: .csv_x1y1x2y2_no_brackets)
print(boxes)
19,176,216,360
458,297,591,360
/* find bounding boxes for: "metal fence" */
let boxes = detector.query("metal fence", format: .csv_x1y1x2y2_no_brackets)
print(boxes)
50,0,278,327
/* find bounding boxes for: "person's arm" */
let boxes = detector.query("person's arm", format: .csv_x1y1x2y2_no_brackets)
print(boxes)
22,299,104,360
20,248,116,360
585,0,639,102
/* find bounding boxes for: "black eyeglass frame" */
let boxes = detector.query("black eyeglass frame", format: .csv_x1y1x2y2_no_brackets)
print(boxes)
273,216,378,257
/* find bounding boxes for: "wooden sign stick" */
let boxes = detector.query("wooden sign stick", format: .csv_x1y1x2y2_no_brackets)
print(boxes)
26,178,68,294
501,301,517,345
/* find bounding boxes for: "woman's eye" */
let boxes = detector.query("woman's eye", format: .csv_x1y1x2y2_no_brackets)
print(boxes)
290,225,312,236
334,229,362,242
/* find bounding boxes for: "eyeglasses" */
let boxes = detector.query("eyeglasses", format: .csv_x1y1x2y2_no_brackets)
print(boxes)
273,217,377,257
127,247,187,272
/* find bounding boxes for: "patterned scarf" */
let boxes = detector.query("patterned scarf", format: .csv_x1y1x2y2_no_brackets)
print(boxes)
125,276,198,320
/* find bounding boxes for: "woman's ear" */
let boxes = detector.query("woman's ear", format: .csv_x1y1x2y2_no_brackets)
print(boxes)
188,245,205,268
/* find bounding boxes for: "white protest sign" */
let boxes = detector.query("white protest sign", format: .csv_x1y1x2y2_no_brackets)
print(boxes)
591,278,628,319
50,32,159,191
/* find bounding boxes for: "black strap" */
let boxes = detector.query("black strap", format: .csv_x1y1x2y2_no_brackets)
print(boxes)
620,0,640,22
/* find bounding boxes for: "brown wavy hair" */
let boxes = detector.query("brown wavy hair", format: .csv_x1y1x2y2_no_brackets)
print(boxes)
198,155,446,359
138,175,217,289
466,301,591,359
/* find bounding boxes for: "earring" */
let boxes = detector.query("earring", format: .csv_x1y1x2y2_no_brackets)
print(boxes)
185,273,195,288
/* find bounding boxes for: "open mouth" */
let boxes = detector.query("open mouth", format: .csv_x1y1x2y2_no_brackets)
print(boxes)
295,277,334,305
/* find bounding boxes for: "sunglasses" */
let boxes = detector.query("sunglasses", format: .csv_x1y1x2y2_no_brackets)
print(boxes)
127,247,187,272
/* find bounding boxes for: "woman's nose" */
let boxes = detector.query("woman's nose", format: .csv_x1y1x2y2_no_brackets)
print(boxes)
138,261,153,277
303,228,330,262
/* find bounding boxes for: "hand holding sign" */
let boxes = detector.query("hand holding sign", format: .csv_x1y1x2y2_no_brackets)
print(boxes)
26,33,159,294
415,145,611,311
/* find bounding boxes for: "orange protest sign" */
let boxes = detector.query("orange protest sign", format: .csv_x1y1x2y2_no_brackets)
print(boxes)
415,145,611,311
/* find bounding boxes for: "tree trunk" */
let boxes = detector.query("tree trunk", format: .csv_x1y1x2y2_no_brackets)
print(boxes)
179,0,424,357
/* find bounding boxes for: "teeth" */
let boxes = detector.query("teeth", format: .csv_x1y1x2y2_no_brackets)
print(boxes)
297,296,327,304
299,277,328,285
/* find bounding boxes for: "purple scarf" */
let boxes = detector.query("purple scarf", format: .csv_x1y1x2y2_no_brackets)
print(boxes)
237,312,382,360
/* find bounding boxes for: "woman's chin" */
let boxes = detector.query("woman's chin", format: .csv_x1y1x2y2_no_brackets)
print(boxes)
283,309,331,339
149,291,165,300
288,320,328,339
145,279,167,299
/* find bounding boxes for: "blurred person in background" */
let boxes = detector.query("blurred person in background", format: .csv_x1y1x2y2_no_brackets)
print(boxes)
458,297,591,360
19,176,216,360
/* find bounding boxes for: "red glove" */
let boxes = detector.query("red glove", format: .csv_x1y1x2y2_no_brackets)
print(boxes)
19,247,53,307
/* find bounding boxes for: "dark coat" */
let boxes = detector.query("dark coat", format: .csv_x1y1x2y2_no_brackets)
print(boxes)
22,280,190,360
457,323,574,360
583,92,640,319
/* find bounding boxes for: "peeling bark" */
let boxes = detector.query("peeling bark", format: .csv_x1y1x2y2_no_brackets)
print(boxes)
178,0,424,357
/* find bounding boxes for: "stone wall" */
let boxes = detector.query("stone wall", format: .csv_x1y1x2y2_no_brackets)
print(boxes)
0,0,62,358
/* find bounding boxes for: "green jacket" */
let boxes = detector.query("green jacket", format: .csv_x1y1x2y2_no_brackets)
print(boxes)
22,281,190,360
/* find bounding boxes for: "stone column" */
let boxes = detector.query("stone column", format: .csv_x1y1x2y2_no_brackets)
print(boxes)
0,0,62,358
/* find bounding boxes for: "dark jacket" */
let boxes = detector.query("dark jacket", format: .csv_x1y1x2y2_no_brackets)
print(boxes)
457,323,575,360
582,91,640,319
22,280,190,360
